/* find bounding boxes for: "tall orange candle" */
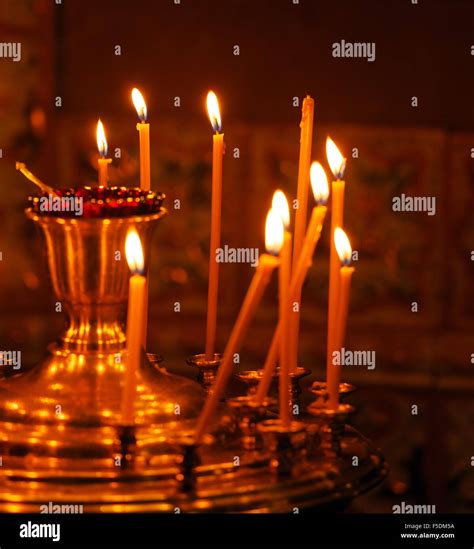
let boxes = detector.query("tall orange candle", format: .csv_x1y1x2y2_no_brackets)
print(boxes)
325,137,347,389
122,229,147,425
327,228,354,410
96,119,111,187
293,96,315,263
195,209,283,443
205,91,224,360
272,191,292,426
290,95,314,372
288,161,329,372
255,164,329,404
131,88,150,191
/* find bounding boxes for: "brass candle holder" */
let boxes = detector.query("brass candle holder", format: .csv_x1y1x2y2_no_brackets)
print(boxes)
234,369,278,396
274,366,311,415
309,381,356,408
307,402,355,456
257,419,307,476
186,353,223,394
0,206,387,512
226,395,276,450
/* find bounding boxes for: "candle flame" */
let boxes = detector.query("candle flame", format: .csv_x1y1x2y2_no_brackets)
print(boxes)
96,119,108,157
271,190,290,229
125,229,145,275
334,227,352,266
310,161,329,205
206,91,222,133
131,87,147,122
326,137,346,180
265,208,284,256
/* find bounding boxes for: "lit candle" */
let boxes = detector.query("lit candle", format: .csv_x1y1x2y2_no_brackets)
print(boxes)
272,191,292,426
205,91,224,360
96,119,111,187
122,229,147,425
255,163,329,405
289,95,314,372
195,209,283,442
327,228,354,410
131,87,150,191
325,137,346,392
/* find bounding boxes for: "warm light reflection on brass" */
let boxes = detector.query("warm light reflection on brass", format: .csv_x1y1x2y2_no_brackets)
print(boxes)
0,208,386,513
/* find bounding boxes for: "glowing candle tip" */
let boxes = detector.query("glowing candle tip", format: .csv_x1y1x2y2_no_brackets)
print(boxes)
125,229,145,275
326,137,346,180
206,91,222,133
265,208,284,256
334,227,352,266
310,161,329,205
131,87,147,122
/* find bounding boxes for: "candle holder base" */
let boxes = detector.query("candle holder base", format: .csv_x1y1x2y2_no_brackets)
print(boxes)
116,425,137,470
274,367,311,416
257,419,307,476
307,402,356,456
186,353,223,395
227,396,276,450
309,381,356,408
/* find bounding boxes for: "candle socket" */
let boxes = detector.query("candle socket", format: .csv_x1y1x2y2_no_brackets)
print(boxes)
307,403,355,456
116,425,137,470
146,352,165,372
275,367,311,416
174,437,201,494
308,381,356,408
257,419,307,476
234,369,278,397
227,396,276,450
186,353,223,395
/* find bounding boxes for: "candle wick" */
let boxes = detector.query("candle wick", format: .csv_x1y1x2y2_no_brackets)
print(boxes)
16,162,60,197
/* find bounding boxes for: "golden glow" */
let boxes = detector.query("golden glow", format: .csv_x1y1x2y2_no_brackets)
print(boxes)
271,190,290,229
96,119,107,157
265,208,284,255
334,227,352,265
206,91,222,133
125,229,145,274
310,162,329,205
131,87,147,122
326,137,346,179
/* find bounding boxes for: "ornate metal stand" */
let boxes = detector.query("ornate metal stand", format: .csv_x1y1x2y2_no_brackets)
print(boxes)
0,209,387,512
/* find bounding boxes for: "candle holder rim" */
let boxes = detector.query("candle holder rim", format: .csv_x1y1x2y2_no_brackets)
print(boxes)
307,402,355,419
146,352,164,364
25,207,168,224
235,369,279,381
226,395,277,409
257,418,307,435
275,366,311,379
167,432,214,447
186,353,223,368
310,381,357,395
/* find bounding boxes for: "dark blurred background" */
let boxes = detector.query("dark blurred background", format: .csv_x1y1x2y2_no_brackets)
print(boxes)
0,0,473,512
